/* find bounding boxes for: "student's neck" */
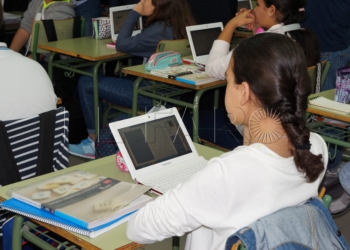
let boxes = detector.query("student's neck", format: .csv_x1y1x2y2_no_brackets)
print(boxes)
243,117,292,158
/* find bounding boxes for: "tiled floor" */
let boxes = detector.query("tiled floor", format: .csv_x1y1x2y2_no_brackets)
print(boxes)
70,155,350,249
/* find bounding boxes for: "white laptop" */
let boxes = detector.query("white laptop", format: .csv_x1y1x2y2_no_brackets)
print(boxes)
109,108,208,195
109,4,143,42
186,22,223,66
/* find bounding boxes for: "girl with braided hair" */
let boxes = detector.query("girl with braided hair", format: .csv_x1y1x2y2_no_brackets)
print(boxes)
126,33,328,250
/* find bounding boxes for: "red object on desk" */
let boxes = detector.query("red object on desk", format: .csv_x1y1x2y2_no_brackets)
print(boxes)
106,42,116,48
182,59,192,64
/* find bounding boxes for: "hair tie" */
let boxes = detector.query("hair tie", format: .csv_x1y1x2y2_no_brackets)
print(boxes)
299,8,305,12
295,141,311,150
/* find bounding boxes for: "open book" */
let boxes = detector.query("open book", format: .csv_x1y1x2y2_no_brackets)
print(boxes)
309,96,350,114
9,170,151,229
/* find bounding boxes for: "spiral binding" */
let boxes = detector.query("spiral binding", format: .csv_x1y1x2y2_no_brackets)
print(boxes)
2,206,91,237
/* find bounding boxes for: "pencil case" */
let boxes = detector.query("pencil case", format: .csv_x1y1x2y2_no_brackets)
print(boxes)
145,51,183,71
92,17,111,39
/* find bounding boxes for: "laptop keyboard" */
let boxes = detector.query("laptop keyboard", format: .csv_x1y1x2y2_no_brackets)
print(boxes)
149,159,207,193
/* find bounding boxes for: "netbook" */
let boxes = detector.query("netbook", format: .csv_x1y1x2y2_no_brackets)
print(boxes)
186,22,223,66
109,4,143,42
109,108,208,195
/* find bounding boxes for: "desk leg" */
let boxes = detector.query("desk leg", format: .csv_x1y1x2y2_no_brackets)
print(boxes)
193,89,207,143
12,215,24,250
48,52,57,82
93,61,104,138
132,77,144,117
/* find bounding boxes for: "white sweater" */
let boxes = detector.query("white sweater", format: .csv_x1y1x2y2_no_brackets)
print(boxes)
0,43,57,120
205,23,288,79
127,132,328,250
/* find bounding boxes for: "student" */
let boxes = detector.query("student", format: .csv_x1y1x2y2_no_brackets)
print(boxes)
302,0,350,91
10,0,75,58
74,0,100,37
126,33,328,249
69,0,195,159
0,3,57,121
206,0,320,80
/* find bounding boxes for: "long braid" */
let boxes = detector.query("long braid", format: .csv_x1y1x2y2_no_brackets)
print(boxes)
233,33,324,183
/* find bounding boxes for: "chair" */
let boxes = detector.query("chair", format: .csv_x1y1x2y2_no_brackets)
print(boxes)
226,196,349,250
0,107,70,248
30,17,85,61
156,39,192,57
308,60,331,94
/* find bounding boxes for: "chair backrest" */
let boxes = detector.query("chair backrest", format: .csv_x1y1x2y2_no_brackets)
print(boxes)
226,198,349,250
308,60,331,93
156,39,192,57
31,17,85,60
0,107,69,186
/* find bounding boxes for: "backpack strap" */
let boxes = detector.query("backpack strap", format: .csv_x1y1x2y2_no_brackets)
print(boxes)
36,110,56,176
73,16,82,38
0,122,22,185
42,19,58,42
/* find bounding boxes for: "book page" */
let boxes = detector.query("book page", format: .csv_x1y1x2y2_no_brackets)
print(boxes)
309,96,350,114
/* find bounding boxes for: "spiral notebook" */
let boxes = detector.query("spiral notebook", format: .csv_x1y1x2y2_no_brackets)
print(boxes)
0,197,150,238
309,96,350,114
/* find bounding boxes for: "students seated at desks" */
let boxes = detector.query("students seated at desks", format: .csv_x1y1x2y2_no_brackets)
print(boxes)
206,0,320,80
302,0,350,91
9,0,75,59
126,33,328,250
0,4,57,121
68,0,196,159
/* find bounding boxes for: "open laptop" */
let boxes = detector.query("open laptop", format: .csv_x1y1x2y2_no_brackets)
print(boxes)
186,22,223,66
109,4,143,42
109,108,208,195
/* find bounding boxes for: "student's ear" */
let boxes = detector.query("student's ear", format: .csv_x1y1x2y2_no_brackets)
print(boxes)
240,81,250,106
268,5,276,16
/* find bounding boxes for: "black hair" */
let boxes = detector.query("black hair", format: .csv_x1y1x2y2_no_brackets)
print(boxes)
232,33,324,182
264,0,320,66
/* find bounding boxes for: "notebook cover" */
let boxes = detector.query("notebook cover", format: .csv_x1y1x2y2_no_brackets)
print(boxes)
10,170,151,229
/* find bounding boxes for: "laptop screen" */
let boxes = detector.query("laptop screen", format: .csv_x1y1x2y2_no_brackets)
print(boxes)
111,9,141,36
118,115,192,170
190,27,222,56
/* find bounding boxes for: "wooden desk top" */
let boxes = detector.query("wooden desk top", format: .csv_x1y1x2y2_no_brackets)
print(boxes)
123,64,227,90
0,143,223,250
38,37,128,61
307,89,350,123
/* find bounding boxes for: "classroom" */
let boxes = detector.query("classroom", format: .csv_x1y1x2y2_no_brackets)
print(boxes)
1,0,350,249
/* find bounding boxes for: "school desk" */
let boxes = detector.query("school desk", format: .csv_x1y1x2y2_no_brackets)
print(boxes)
38,37,131,138
306,89,350,160
0,143,224,250
121,64,227,143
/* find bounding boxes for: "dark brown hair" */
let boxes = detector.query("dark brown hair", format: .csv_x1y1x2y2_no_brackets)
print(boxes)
233,33,324,182
264,0,320,66
145,0,195,39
